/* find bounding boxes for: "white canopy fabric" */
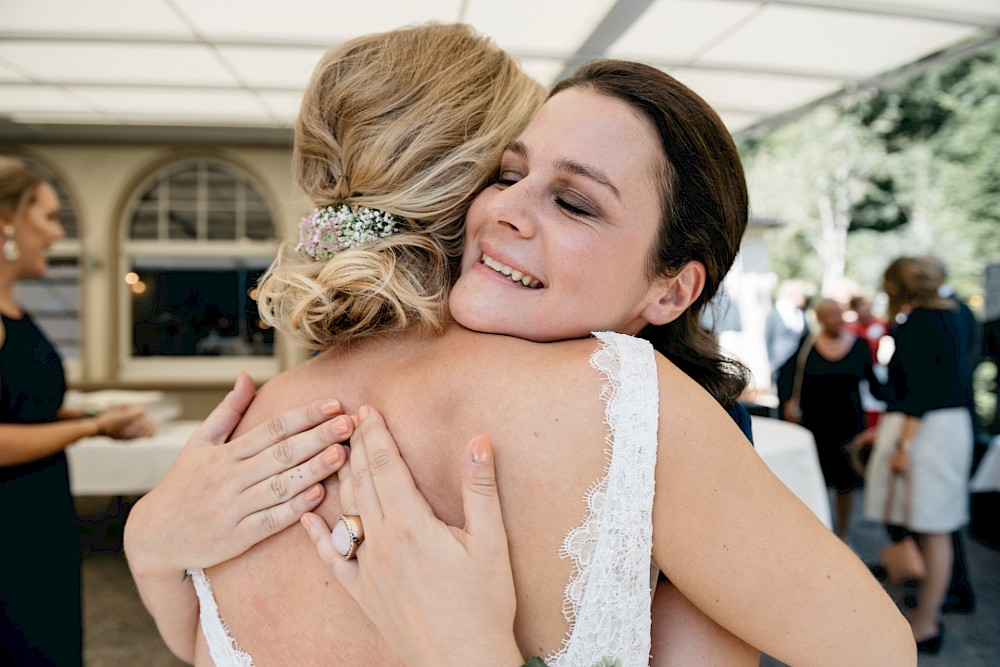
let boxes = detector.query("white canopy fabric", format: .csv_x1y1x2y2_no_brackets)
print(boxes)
1,0,998,138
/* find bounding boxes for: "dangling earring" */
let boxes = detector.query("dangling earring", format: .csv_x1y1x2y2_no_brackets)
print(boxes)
2,225,20,262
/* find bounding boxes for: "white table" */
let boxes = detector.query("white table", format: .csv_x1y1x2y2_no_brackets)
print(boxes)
68,416,836,530
750,416,833,529
971,435,1000,493
67,421,197,495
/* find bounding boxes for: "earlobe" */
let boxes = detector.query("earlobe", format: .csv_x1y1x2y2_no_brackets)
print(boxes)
640,261,706,326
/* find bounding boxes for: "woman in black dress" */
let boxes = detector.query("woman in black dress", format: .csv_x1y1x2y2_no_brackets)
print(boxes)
0,157,152,665
779,298,883,539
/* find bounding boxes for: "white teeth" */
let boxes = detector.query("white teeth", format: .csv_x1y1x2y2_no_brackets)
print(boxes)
482,254,541,288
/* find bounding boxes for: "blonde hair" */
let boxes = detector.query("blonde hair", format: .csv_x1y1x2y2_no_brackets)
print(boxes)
257,23,545,348
883,256,955,323
0,156,45,230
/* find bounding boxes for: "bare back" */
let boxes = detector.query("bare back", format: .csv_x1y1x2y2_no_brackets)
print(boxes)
200,326,613,664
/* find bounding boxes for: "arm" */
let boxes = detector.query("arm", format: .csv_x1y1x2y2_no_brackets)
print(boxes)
123,373,354,662
650,357,916,667
0,404,152,467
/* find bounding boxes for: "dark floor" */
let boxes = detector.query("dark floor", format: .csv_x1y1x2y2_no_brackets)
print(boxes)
78,491,999,666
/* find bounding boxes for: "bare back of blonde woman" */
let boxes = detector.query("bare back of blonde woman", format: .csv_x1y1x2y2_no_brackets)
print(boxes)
127,24,915,667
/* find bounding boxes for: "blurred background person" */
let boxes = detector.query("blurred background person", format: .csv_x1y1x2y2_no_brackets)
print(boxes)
845,293,889,431
765,278,810,390
918,254,980,614
778,298,884,539
1,157,154,666
864,256,975,652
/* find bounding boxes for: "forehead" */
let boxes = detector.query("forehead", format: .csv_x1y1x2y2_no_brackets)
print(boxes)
518,88,661,186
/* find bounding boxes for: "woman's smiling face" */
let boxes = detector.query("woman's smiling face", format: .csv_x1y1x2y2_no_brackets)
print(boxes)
449,87,672,341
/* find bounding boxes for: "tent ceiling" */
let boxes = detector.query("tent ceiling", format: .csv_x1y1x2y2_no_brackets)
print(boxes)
1,0,998,141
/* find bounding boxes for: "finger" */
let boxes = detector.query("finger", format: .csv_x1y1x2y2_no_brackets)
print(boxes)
301,513,357,589
246,413,354,482
234,483,327,549
233,398,346,460
243,440,347,507
351,407,433,516
346,406,385,521
338,459,358,515
460,435,508,554
188,372,257,448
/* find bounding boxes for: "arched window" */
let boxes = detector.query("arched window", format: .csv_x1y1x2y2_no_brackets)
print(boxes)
119,159,279,381
13,158,82,372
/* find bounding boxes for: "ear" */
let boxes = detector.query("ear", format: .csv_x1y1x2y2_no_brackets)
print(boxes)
639,261,706,326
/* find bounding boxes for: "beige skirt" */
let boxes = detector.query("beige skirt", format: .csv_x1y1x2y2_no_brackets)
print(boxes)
863,408,973,533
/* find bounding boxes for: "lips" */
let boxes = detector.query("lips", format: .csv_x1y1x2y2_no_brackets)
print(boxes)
481,253,541,288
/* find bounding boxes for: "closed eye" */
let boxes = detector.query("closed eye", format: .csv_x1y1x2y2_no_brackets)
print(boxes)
494,170,521,188
556,198,592,217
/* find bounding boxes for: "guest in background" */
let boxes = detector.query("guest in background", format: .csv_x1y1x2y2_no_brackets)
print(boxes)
864,256,974,653
1,157,154,666
765,279,810,388
919,254,979,615
778,298,884,539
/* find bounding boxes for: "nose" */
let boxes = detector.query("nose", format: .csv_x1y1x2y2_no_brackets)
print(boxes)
490,181,537,239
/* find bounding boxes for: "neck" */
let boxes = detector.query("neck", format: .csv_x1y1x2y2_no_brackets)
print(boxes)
0,272,19,317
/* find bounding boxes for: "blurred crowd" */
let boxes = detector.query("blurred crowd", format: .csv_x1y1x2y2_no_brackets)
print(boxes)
758,253,996,653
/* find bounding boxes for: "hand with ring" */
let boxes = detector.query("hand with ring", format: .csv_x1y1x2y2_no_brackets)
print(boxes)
124,372,355,661
301,405,525,667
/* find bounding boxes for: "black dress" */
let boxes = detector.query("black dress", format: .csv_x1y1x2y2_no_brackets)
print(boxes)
1,312,82,666
781,337,882,492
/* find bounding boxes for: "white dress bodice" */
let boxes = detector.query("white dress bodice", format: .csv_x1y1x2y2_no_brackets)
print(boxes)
191,331,660,666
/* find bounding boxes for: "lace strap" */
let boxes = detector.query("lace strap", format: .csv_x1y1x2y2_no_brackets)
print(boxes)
188,568,255,667
547,332,659,667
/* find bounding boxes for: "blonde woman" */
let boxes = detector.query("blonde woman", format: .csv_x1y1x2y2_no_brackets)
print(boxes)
1,158,153,665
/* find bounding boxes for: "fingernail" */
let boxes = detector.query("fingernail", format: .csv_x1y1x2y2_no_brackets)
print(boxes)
332,416,351,436
358,405,370,420
306,484,323,502
324,446,341,466
300,514,312,529
472,435,491,464
322,400,341,415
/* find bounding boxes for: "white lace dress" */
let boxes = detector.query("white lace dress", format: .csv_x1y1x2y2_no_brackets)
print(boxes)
191,331,660,667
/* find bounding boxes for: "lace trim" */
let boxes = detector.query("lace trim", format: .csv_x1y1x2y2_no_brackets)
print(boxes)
189,568,255,667
545,332,659,667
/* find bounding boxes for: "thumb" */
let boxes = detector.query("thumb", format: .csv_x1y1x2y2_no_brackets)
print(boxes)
461,436,507,551
199,372,256,445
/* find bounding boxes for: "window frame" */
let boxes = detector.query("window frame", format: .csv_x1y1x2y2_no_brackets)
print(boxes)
116,157,281,384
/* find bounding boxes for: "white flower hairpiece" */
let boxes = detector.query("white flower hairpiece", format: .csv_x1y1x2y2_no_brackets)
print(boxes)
296,204,402,261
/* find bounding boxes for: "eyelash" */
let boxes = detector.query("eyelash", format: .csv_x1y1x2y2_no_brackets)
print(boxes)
493,169,594,218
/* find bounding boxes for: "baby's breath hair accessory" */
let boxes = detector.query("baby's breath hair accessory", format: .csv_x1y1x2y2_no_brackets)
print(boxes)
296,204,402,261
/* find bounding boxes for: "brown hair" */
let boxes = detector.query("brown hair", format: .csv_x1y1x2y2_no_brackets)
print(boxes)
0,157,45,229
882,256,955,323
551,60,750,406
257,23,545,347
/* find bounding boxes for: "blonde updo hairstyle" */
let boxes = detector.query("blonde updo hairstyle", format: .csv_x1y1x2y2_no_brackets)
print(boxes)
258,23,545,348
0,157,45,231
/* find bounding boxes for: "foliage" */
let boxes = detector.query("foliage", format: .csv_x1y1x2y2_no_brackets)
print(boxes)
740,43,1000,305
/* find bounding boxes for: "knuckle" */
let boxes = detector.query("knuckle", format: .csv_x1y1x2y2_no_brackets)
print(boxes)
351,465,373,488
272,439,295,466
258,508,278,534
269,472,290,499
466,477,499,499
265,414,288,442
366,448,394,475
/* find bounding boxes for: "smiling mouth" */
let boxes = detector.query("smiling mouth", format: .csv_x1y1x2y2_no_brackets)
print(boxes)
481,254,542,288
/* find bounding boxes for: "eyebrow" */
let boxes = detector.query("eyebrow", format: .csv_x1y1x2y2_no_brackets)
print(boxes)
503,140,623,203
